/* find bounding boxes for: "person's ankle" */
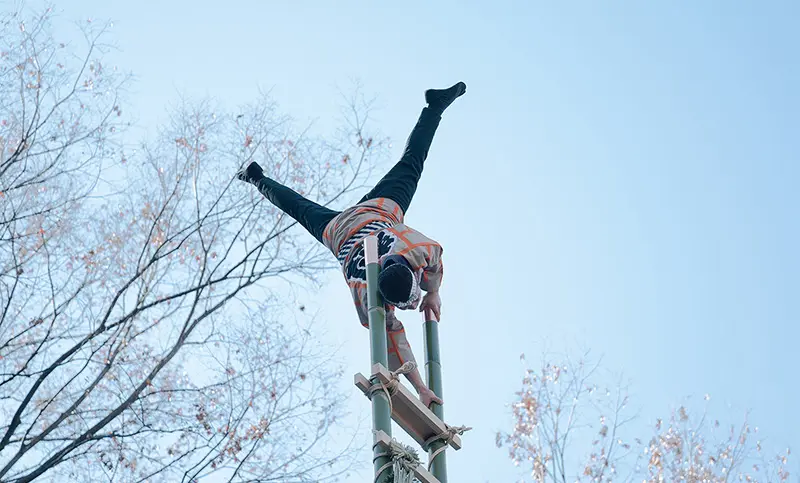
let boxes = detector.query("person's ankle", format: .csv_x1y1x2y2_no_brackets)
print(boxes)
246,161,264,180
425,82,467,113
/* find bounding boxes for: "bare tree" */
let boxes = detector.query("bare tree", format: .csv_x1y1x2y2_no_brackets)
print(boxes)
1,6,386,482
497,352,792,483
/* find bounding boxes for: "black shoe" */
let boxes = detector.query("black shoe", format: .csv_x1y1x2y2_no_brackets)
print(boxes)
236,161,264,184
425,82,467,113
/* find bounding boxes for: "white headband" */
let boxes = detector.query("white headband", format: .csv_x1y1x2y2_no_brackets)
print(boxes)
389,270,420,309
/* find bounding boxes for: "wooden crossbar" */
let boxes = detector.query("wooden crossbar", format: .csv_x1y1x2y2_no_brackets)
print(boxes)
354,363,462,451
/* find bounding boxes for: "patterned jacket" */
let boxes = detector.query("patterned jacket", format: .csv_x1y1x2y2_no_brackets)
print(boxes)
322,197,443,371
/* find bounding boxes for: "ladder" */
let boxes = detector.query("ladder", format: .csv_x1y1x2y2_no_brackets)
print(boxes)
353,235,465,483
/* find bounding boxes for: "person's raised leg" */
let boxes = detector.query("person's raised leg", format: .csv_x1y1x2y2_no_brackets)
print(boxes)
237,161,339,244
358,82,466,214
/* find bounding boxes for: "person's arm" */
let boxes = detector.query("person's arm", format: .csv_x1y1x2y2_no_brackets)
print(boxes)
418,244,443,293
416,244,444,320
358,289,419,377
386,311,443,407
385,309,416,371
353,286,370,328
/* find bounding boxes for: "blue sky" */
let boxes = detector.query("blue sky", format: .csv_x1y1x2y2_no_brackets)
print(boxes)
41,0,799,480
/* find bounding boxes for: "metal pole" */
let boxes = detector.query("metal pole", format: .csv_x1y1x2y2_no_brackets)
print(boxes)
423,309,447,482
364,236,393,483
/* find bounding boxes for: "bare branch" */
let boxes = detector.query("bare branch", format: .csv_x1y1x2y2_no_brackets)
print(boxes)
0,5,386,482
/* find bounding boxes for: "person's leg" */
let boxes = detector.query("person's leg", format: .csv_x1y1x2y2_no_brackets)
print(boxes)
237,161,339,244
358,82,466,214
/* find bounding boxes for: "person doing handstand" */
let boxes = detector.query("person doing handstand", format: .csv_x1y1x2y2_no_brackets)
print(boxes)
237,81,467,407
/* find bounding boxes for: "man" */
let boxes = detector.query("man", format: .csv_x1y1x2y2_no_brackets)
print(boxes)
236,81,466,407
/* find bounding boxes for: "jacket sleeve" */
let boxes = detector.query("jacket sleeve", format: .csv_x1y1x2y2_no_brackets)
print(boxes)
356,289,417,372
385,310,417,372
353,285,370,328
418,243,444,293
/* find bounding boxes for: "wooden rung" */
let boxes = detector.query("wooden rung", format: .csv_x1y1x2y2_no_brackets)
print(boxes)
353,363,462,451
373,430,441,483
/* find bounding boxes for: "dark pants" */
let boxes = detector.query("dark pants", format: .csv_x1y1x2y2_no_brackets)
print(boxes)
252,107,442,243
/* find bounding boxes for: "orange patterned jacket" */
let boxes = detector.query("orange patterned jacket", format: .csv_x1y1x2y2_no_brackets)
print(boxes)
322,197,443,371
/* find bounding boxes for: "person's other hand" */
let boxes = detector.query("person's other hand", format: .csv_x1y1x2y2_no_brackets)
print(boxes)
419,291,441,321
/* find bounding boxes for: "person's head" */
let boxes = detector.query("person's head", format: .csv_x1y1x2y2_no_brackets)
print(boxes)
377,254,420,309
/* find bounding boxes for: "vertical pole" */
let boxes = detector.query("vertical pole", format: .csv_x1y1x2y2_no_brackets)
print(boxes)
423,309,448,482
364,236,393,483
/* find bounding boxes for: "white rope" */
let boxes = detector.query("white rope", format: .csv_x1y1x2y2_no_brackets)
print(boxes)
424,424,472,471
365,361,472,477
373,432,421,483
366,361,416,416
